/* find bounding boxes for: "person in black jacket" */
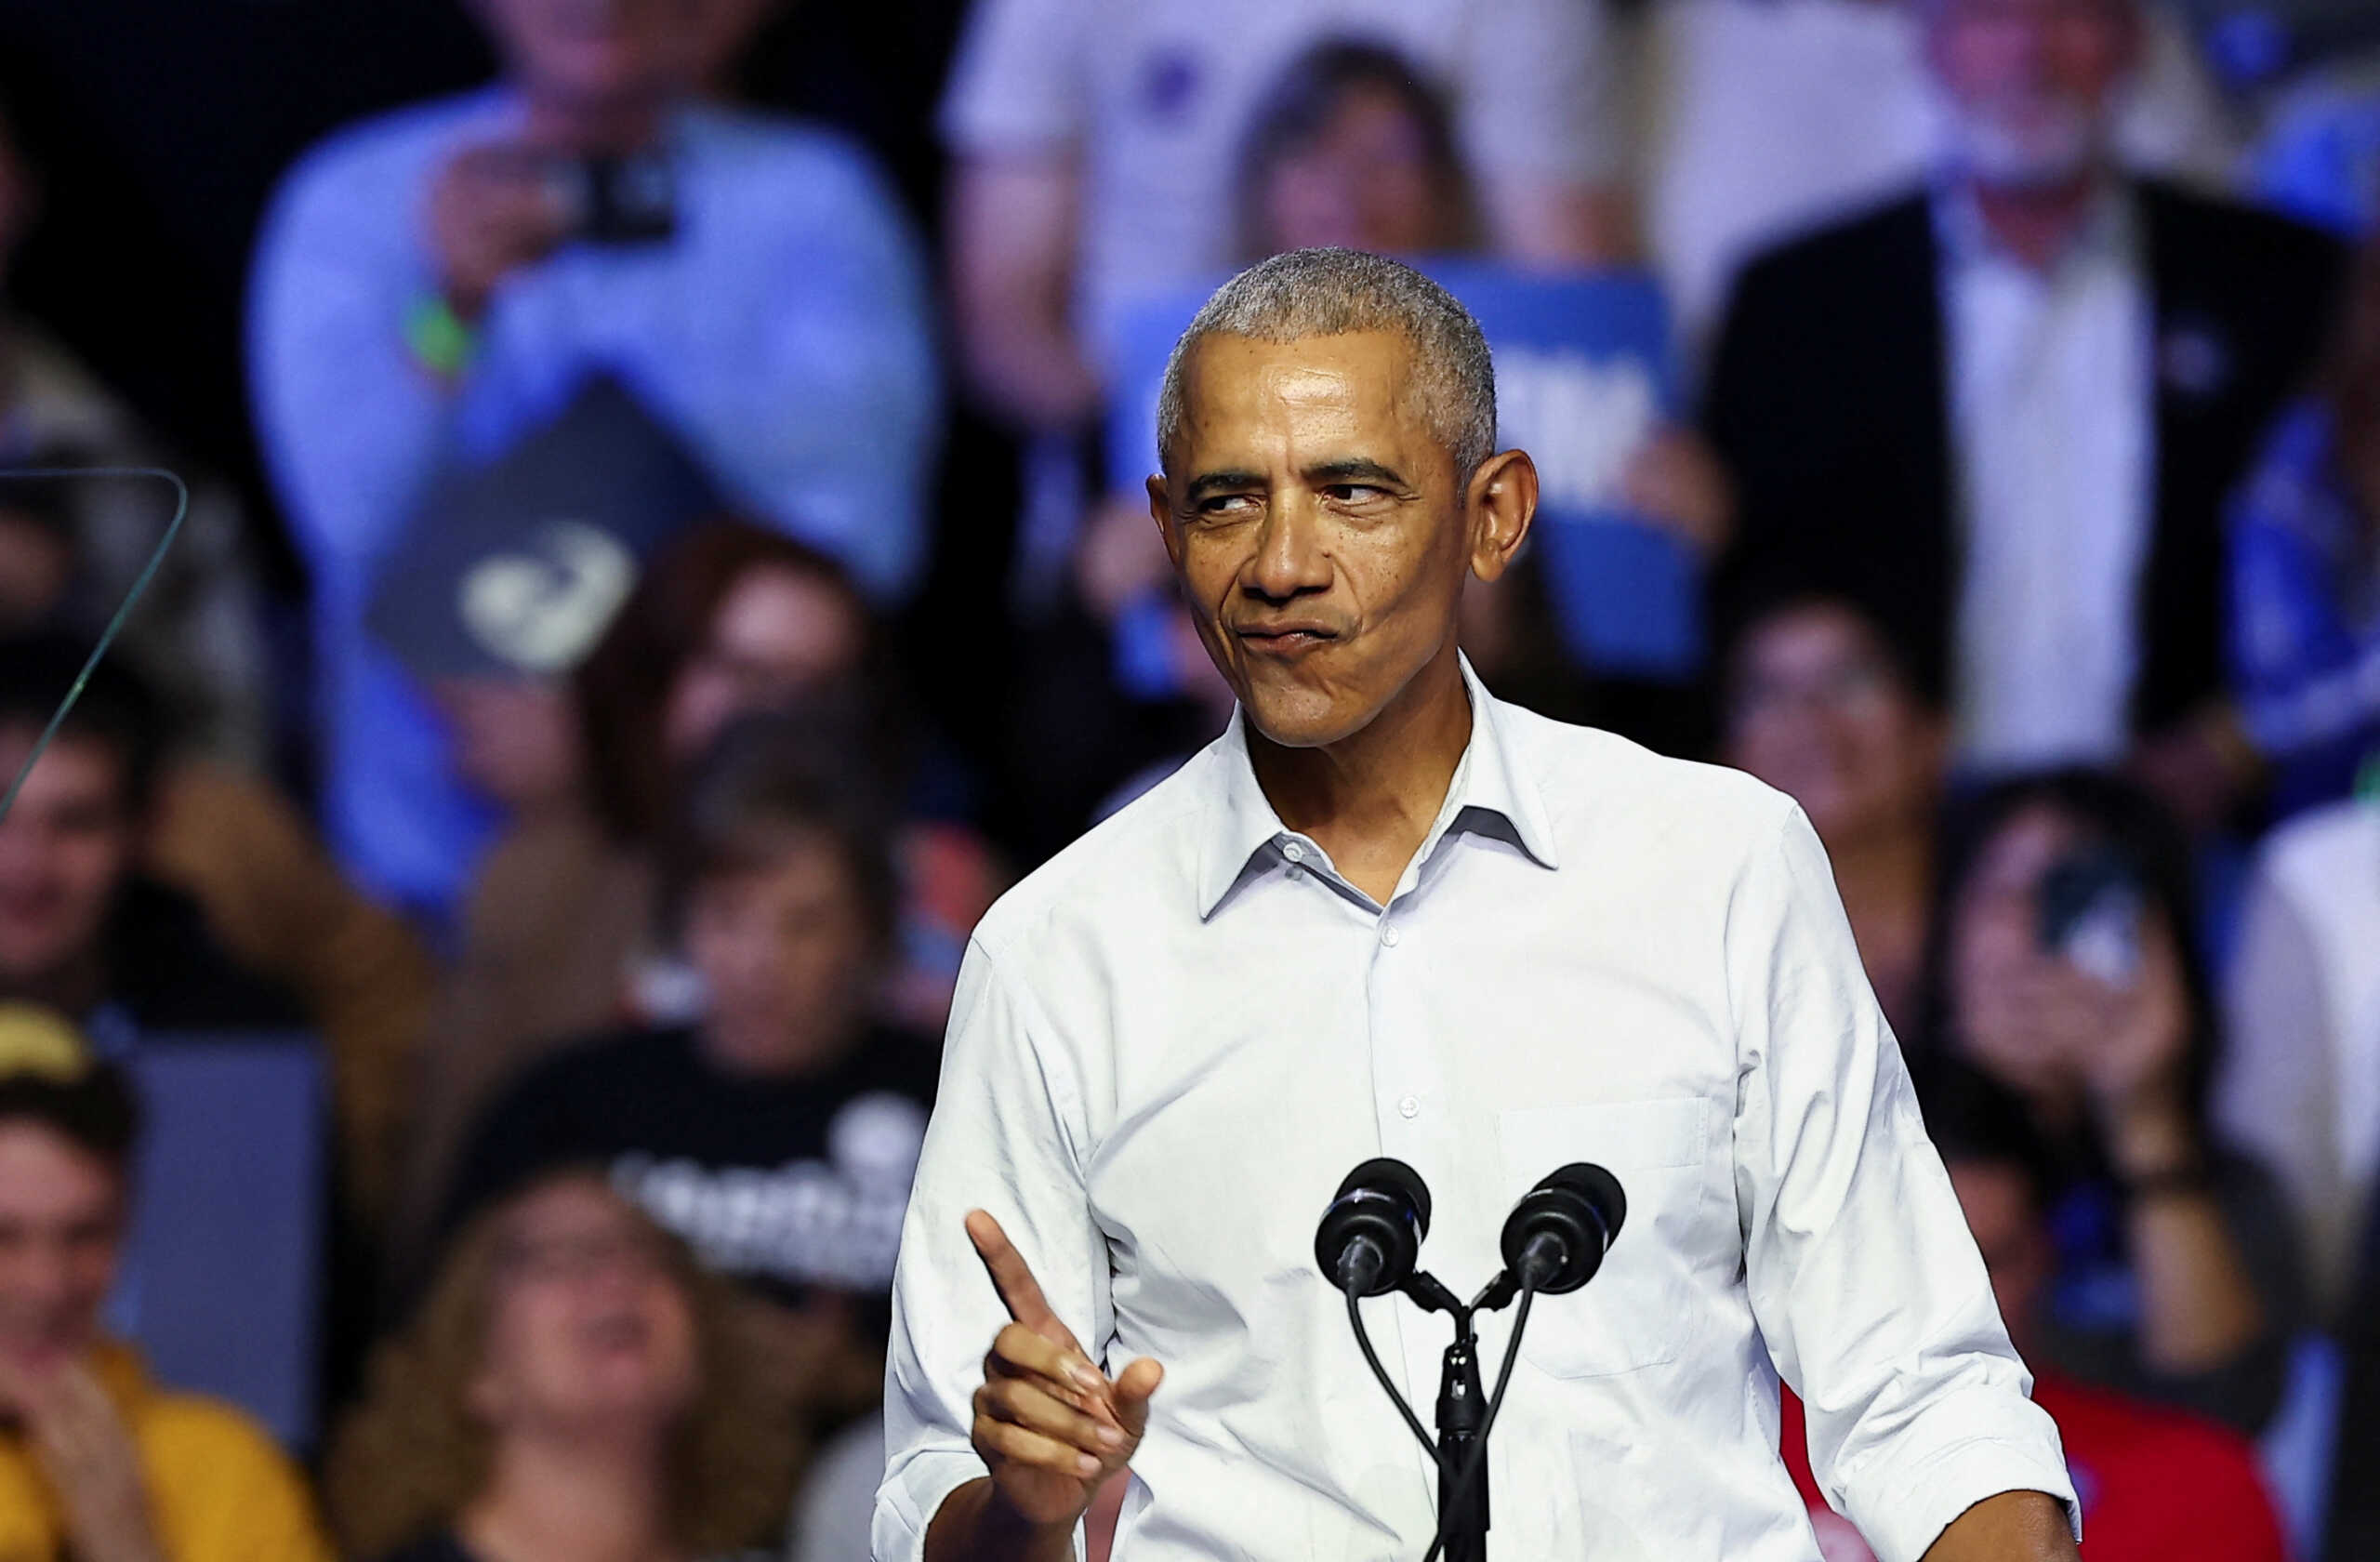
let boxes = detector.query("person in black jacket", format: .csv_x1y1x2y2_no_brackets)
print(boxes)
1703,0,2347,831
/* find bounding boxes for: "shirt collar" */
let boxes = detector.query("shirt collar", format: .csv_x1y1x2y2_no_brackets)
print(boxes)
1930,176,2136,276
1194,655,1560,919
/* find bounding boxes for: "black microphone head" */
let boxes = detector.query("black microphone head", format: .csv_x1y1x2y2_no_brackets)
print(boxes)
1336,1157,1433,1235
1540,1161,1625,1246
1316,1157,1432,1297
1500,1160,1626,1296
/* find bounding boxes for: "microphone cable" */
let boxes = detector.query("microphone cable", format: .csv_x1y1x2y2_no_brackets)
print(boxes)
0,468,191,826
1344,1287,1445,1468
1421,1281,1537,1562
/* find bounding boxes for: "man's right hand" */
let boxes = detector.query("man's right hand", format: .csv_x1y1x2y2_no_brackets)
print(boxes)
427,144,570,322
965,1209,1162,1531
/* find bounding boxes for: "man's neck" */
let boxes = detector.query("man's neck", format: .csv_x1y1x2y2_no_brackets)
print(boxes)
1965,172,2105,271
1247,644,1474,907
519,89,668,156
461,1424,677,1562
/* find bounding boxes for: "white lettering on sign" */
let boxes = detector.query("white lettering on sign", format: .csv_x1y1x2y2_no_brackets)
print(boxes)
1494,350,1659,516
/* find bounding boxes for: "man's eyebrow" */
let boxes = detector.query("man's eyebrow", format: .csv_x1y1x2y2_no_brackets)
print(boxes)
1183,469,1265,502
1304,457,1408,489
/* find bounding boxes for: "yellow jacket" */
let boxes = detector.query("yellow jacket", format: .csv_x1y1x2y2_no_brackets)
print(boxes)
0,1342,331,1562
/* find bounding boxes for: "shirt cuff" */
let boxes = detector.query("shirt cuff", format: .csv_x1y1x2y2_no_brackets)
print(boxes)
1841,1388,2080,1562
874,1448,1090,1562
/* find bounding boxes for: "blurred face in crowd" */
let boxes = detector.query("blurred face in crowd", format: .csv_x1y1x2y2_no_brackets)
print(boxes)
438,679,584,812
477,0,692,116
0,1122,124,1379
1945,801,2183,1105
1256,86,1461,258
1948,1157,2053,1347
1724,602,1944,849
0,731,134,994
471,1178,699,1437
0,510,72,632
1925,0,2140,189
683,829,875,1075
663,564,866,763
1152,329,1530,750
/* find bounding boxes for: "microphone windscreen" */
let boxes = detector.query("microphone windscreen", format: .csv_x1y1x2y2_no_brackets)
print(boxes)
1541,1162,1625,1244
1338,1156,1432,1236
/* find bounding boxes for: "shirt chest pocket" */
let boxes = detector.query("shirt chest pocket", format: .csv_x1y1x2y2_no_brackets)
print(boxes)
1496,1097,1710,1378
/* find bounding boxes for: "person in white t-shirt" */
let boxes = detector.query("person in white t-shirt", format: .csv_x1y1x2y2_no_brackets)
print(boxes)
937,0,1632,447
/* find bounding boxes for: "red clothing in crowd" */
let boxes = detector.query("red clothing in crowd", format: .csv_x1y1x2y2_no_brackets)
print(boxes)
1779,1376,2288,1562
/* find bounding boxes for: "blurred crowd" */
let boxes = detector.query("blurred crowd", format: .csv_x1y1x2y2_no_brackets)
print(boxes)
0,0,2377,1556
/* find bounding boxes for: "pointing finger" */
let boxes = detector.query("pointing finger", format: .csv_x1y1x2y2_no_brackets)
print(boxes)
967,1210,1083,1352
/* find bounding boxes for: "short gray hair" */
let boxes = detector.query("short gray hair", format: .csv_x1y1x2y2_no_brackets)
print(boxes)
1154,247,1497,479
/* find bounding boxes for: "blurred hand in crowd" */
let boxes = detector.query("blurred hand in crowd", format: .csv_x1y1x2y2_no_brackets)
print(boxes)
427,146,571,322
1950,801,2199,1171
0,1110,156,1562
0,1358,162,1562
1620,428,1735,558
435,678,583,814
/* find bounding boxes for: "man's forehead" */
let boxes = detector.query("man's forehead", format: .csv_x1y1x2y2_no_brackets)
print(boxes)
1171,330,1430,457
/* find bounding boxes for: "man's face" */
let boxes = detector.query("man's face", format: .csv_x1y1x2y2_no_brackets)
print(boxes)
1151,330,1502,749
479,0,692,111
1723,604,1944,849
0,732,134,991
1927,0,2138,188
0,1123,124,1378
683,831,875,1074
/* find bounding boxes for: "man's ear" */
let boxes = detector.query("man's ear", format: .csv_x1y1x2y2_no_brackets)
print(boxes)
1466,450,1539,584
1146,473,1184,570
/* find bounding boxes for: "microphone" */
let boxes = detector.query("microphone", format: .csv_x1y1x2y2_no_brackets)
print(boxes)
1315,1158,1433,1297
1499,1163,1626,1295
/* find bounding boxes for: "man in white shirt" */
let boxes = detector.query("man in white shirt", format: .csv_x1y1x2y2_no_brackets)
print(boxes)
879,248,2081,1561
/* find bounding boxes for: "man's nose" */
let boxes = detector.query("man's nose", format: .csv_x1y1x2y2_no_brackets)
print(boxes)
1243,496,1333,602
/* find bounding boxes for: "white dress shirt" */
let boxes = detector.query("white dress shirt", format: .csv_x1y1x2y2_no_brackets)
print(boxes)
1940,185,2156,772
878,663,2076,1561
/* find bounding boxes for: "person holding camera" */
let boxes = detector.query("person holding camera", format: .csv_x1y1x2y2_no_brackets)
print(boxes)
1912,768,2307,1436
247,0,938,919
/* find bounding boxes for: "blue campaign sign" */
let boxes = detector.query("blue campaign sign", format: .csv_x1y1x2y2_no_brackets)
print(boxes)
1104,260,1699,680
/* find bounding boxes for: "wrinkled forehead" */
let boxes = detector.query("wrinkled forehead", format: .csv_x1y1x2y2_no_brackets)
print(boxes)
1168,329,1439,471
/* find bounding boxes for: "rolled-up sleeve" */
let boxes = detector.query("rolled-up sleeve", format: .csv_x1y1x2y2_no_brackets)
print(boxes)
1729,806,2079,1562
876,934,1108,1562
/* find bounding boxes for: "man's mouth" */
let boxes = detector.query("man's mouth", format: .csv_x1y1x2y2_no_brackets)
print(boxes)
1234,624,1339,656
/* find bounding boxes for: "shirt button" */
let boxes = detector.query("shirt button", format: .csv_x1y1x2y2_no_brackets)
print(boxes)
1281,841,1305,864
1397,1094,1421,1119
1380,923,1401,946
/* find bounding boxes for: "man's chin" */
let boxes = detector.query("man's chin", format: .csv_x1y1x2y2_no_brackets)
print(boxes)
1951,112,2103,192
1240,692,1375,751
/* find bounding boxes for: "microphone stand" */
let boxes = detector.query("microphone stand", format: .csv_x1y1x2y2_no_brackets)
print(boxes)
1397,1271,1527,1562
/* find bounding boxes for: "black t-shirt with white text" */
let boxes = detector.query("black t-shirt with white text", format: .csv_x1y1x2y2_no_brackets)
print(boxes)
441,1024,937,1304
